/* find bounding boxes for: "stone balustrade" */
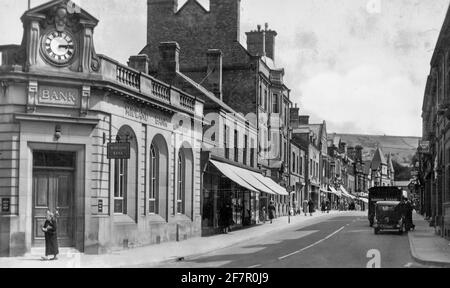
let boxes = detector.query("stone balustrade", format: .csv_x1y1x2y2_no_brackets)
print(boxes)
99,55,201,115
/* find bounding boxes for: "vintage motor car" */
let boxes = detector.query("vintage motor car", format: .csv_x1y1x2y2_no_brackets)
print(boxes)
373,201,406,235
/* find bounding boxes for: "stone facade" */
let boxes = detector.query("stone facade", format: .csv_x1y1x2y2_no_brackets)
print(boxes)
421,5,450,240
0,0,204,256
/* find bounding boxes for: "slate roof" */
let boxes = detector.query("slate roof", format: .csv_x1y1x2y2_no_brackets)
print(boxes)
371,147,387,170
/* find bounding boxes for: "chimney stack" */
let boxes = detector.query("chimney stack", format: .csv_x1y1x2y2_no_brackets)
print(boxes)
128,54,149,74
290,107,300,128
206,49,223,100
299,115,310,125
264,23,277,61
356,145,363,162
246,25,266,57
158,42,180,81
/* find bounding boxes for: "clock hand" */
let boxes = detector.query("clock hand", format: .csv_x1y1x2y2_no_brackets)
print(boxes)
58,44,74,49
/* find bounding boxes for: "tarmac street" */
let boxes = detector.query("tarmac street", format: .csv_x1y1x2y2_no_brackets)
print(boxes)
152,213,429,268
1,211,447,268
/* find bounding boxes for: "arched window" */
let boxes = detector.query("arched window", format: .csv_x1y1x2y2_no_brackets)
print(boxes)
175,145,194,218
177,151,185,214
114,126,138,220
149,144,158,214
149,135,169,218
114,158,127,214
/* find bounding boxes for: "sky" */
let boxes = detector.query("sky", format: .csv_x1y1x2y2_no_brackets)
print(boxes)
1,0,449,137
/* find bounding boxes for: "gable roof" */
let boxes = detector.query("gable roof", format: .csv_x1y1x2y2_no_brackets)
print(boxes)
387,153,395,171
176,0,209,15
371,147,387,170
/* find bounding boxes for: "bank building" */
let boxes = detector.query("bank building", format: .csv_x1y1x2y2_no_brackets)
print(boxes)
0,0,207,256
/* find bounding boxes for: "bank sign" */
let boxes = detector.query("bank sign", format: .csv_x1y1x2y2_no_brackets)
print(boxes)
107,143,131,159
38,86,80,107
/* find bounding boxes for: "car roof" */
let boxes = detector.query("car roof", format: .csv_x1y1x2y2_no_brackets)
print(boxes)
376,201,400,206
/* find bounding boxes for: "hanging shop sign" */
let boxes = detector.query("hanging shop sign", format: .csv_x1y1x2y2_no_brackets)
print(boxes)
107,142,130,159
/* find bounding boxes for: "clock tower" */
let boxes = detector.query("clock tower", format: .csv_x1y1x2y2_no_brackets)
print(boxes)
20,0,100,74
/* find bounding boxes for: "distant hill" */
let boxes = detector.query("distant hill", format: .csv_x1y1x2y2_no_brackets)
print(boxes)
332,133,421,166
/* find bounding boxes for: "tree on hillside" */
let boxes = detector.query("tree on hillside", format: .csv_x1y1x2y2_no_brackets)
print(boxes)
393,160,412,181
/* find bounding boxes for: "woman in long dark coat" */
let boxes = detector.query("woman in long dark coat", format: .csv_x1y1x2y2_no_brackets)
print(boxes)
42,211,59,261
218,204,227,234
308,199,315,216
268,201,276,224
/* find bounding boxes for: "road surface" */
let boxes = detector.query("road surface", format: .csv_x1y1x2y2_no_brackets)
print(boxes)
150,213,430,268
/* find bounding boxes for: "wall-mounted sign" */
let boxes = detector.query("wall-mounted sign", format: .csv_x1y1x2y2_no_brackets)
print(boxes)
124,104,172,128
418,141,430,154
98,199,103,213
107,142,130,159
38,86,80,107
2,198,10,213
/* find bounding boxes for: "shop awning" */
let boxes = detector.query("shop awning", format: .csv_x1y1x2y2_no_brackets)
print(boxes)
340,186,356,199
210,160,257,192
231,165,276,195
360,198,369,204
320,189,330,194
329,186,342,197
253,173,289,196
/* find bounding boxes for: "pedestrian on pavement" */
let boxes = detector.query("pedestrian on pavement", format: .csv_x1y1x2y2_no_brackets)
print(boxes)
308,199,315,216
303,199,309,216
41,210,59,261
405,199,415,231
321,199,326,213
261,206,267,224
268,201,276,224
226,203,233,232
326,200,331,213
218,204,228,233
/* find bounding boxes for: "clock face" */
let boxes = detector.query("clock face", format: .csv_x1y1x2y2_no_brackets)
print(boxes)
42,30,75,66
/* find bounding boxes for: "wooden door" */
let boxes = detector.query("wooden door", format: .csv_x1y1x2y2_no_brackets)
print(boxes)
33,170,74,247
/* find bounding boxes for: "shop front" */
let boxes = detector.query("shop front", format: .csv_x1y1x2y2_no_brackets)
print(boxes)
202,160,259,236
201,158,286,235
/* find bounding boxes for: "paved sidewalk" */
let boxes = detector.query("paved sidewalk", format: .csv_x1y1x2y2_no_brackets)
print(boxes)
408,213,450,267
0,210,363,268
